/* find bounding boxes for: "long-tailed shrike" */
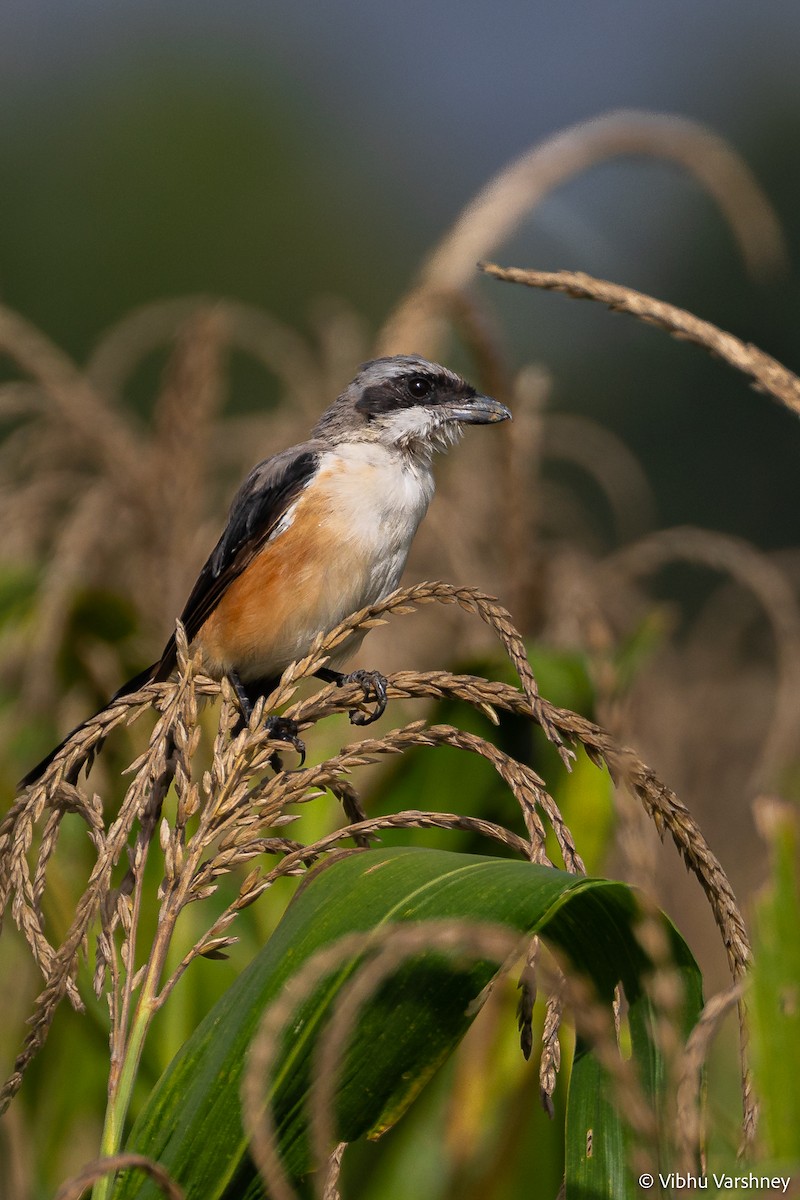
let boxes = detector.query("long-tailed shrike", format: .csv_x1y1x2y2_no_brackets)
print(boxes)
20,355,511,787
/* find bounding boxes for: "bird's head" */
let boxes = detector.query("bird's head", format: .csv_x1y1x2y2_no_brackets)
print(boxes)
314,355,511,458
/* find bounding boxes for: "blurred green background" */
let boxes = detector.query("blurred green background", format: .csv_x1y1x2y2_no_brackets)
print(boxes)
2,2,800,1195
1,0,799,548
2,0,799,941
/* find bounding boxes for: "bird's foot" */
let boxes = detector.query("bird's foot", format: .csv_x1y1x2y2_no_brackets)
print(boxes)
230,671,255,728
264,715,306,766
229,671,305,766
315,665,389,724
338,668,388,726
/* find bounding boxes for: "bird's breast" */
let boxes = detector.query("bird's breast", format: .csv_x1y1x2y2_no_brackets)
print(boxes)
196,443,434,680
318,442,434,583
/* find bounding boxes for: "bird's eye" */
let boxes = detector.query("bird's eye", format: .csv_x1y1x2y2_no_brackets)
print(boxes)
406,375,433,400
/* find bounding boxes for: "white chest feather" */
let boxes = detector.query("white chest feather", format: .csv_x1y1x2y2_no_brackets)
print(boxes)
315,442,434,605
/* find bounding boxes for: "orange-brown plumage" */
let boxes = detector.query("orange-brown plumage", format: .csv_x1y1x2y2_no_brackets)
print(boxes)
196,480,337,679
195,450,431,679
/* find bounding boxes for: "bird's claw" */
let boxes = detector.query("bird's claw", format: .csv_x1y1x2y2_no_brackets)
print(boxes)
340,669,388,726
265,715,306,765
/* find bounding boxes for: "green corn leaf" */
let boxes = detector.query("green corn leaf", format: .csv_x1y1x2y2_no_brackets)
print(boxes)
111,847,702,1200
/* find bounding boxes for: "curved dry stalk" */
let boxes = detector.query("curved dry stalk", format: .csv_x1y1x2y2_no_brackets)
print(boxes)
249,720,577,873
0,378,47,418
495,365,550,629
244,919,667,1198
602,526,800,787
0,661,197,1113
298,662,757,1135
4,660,748,1000
242,921,525,1200
380,286,513,395
1,297,332,703
481,262,800,418
235,810,534,892
0,304,148,500
304,666,751,983
674,981,746,1173
0,468,87,560
554,710,755,1143
87,296,322,412
554,711,751,977
120,654,750,994
214,648,750,1020
308,922,526,1198
543,413,657,544
1,583,752,1137
266,580,574,767
147,309,227,624
308,295,370,398
160,810,534,1004
52,1154,183,1200
2,687,163,841
379,110,785,355
20,484,118,710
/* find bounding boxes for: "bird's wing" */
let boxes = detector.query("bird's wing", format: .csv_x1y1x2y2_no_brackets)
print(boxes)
154,442,322,680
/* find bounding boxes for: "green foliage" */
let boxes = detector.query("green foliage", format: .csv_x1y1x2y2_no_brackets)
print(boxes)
0,563,39,631
750,804,800,1164
112,847,702,1200
367,645,612,872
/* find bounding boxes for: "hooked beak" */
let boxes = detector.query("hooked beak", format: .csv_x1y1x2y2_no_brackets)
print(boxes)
444,393,512,424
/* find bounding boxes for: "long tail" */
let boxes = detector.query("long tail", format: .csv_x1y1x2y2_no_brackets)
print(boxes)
18,663,160,790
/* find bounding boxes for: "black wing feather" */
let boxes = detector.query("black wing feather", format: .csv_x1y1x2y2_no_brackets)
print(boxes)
19,445,321,788
153,445,320,680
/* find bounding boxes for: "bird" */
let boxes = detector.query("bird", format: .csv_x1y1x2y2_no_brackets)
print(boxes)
19,354,511,789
